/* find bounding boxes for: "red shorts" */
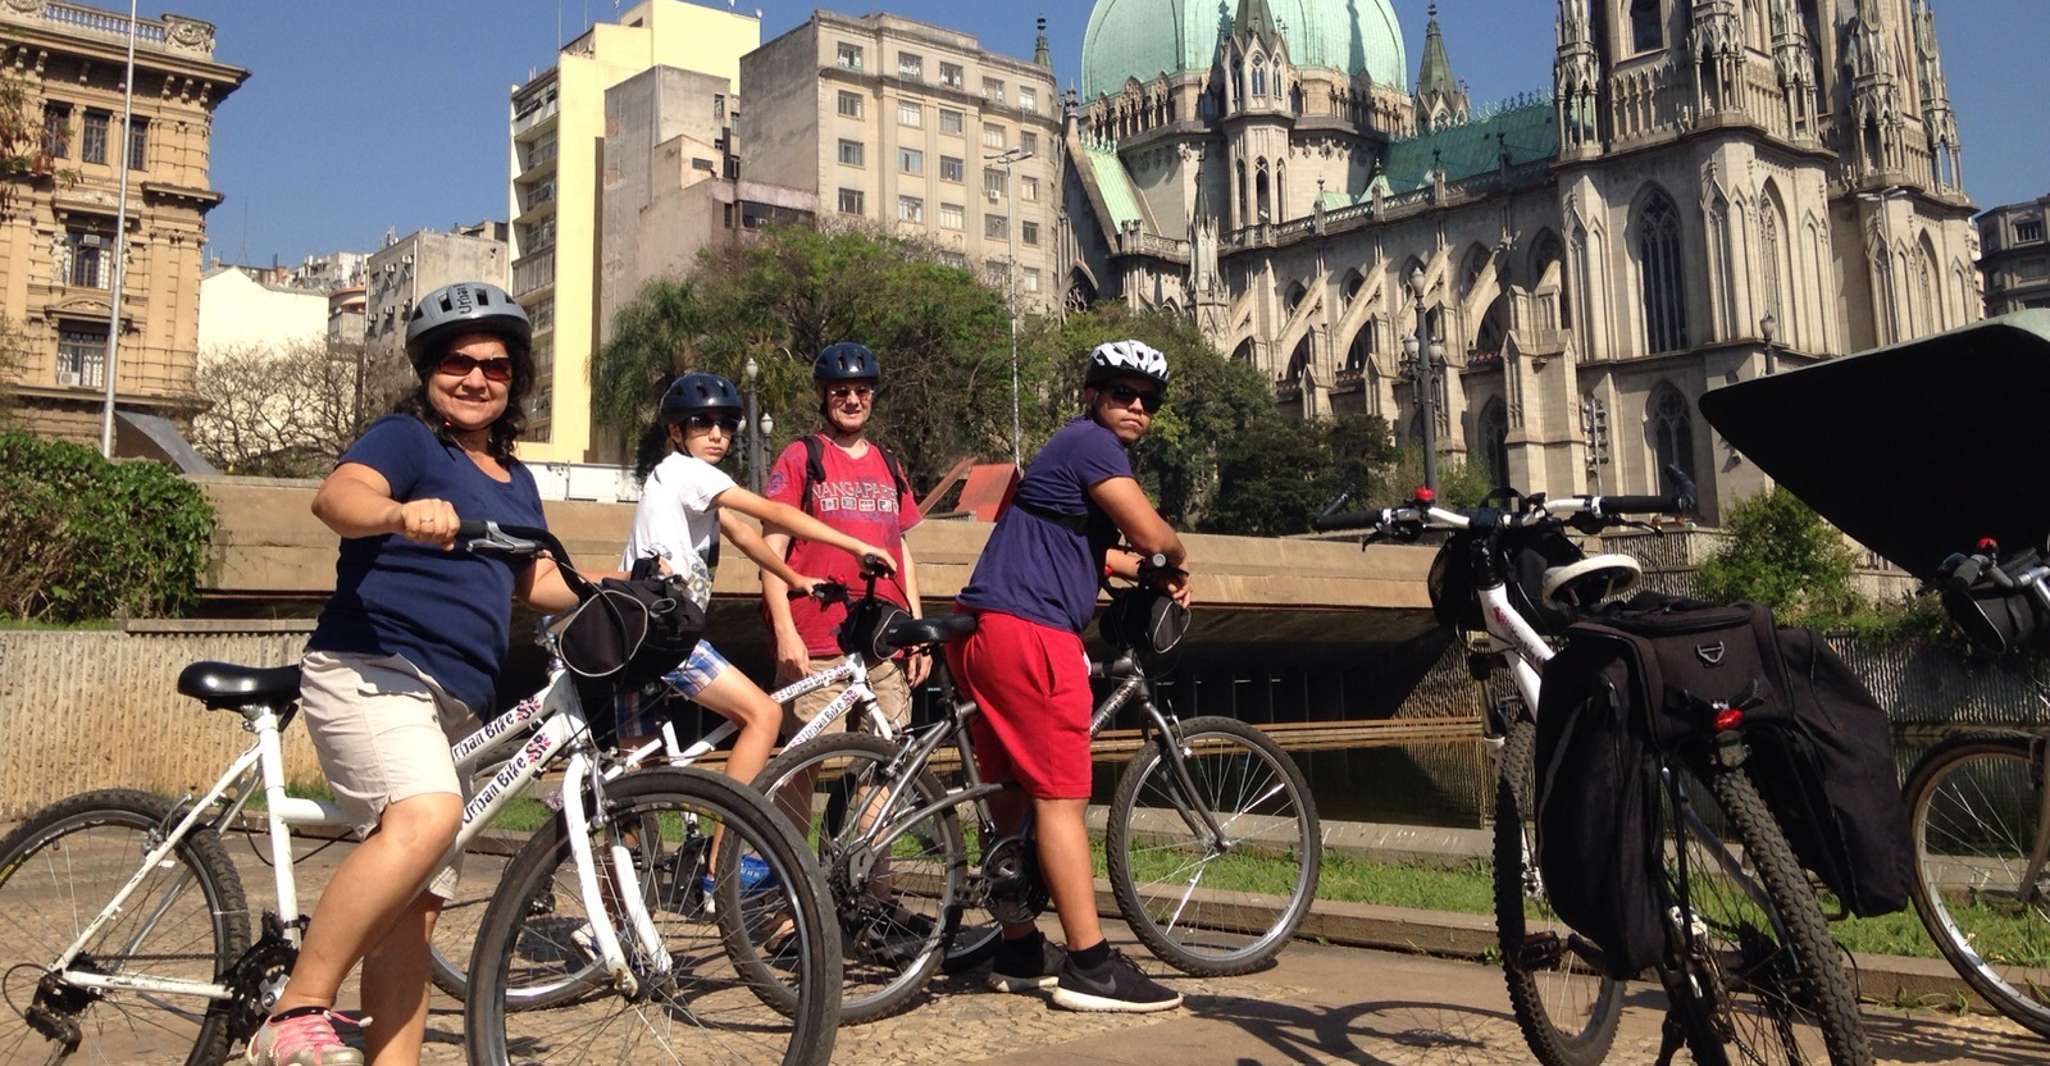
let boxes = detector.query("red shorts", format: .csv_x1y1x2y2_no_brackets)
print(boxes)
944,608,1093,800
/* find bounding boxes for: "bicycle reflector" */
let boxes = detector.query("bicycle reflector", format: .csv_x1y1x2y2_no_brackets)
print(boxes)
1712,707,1745,733
1415,486,1436,504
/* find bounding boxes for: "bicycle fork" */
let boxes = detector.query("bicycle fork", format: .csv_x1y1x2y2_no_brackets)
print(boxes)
558,748,669,995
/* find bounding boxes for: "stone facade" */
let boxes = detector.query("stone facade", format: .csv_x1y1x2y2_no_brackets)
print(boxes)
740,11,1063,310
1977,193,2050,315
1062,0,1983,524
0,0,246,444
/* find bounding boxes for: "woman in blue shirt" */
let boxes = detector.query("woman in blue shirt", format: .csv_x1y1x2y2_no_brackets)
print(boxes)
249,283,596,1066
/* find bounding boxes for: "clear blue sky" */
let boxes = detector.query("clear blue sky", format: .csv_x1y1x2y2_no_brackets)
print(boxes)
168,0,2045,265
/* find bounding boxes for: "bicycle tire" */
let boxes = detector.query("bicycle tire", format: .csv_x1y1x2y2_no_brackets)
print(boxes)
0,789,249,1066
1105,716,1320,976
463,768,839,1066
1663,762,1872,1066
1492,719,1624,1066
731,732,965,1024
1903,731,2050,1039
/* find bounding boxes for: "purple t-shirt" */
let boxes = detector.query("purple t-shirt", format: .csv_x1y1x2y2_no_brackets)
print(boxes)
958,416,1133,633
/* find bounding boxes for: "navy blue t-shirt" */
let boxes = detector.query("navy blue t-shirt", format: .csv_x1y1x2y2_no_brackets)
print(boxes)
306,415,548,712
958,416,1133,634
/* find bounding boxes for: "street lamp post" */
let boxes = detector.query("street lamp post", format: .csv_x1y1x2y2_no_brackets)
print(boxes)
743,354,763,492
1760,311,1779,376
988,146,1033,465
1399,268,1445,492
97,0,140,459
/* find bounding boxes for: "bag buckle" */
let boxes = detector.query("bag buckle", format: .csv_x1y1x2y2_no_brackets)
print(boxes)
1695,641,1726,666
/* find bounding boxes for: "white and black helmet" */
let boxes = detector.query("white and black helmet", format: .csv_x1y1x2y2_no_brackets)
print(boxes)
1084,339,1170,389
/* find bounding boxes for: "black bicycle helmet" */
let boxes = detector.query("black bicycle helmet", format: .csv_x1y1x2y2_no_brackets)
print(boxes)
404,281,531,377
659,372,743,421
814,341,882,383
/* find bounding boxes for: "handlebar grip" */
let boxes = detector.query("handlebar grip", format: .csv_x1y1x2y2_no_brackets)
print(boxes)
1310,510,1380,532
1601,494,1686,516
457,519,489,540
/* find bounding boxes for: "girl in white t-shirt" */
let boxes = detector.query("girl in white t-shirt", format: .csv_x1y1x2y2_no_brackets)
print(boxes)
621,372,895,808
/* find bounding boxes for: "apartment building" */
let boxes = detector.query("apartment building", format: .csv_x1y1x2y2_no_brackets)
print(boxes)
1978,194,2050,314
0,2,246,446
506,0,759,462
740,10,1061,311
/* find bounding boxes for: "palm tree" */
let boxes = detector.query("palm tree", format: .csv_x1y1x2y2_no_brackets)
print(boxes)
591,277,701,468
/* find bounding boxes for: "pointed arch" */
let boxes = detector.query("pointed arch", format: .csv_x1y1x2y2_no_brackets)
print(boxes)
1477,397,1510,491
1341,268,1367,309
1286,333,1313,382
1916,231,1942,333
1283,279,1309,316
1872,244,1899,344
1706,188,1739,340
1530,228,1569,330
1458,242,1493,301
1345,317,1377,370
1757,181,1792,345
1255,158,1272,222
1635,187,1689,353
1648,382,1697,497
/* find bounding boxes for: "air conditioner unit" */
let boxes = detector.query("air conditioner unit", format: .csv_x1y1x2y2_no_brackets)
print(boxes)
56,370,80,387
986,189,1000,202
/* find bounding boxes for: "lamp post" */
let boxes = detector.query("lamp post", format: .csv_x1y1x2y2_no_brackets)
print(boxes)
97,0,140,459
1760,311,1779,377
1399,267,1446,492
987,146,1033,464
742,354,763,492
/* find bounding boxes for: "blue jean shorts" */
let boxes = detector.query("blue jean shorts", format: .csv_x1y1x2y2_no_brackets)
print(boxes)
614,639,732,739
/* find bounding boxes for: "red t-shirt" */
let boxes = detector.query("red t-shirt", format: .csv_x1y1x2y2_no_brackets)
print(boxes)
762,435,923,657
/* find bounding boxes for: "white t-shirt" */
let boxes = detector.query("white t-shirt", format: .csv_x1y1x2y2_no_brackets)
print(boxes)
620,451,736,611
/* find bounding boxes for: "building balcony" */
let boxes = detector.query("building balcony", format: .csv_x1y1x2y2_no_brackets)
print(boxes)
3,3,220,58
511,251,555,297
512,97,560,137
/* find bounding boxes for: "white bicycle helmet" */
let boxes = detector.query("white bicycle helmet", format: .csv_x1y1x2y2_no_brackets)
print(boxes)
1085,339,1170,389
1541,554,1645,612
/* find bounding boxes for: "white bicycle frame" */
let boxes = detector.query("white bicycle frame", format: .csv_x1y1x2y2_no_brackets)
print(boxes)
45,643,900,1008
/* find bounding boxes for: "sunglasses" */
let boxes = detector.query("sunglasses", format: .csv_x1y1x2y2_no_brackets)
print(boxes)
436,353,514,382
1104,383,1164,414
827,384,875,401
686,413,743,434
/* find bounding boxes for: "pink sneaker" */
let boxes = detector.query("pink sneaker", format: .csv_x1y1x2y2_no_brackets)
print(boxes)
245,1007,367,1065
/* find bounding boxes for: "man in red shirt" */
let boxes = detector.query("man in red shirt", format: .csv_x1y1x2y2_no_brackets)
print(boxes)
760,342,928,732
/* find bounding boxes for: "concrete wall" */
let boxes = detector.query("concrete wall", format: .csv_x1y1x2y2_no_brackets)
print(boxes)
195,269,328,360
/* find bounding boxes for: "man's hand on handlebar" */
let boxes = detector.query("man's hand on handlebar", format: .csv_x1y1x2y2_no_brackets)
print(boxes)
851,544,897,575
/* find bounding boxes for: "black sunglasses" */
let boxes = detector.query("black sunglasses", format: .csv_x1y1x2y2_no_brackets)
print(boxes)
436,353,514,382
1105,383,1163,414
827,383,875,401
686,413,743,434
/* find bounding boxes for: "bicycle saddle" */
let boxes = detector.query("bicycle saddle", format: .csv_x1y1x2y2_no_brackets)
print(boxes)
880,613,978,651
1541,554,1644,611
177,661,303,710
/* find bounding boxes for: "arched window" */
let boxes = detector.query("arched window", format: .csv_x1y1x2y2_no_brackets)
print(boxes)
1346,320,1376,369
1758,195,1787,340
1650,386,1697,496
1917,236,1941,334
1230,337,1257,367
1638,190,1689,353
1251,59,1267,98
1286,335,1313,381
1235,159,1248,223
1530,230,1569,329
1873,248,1898,343
1283,280,1308,315
1478,398,1510,490
1631,0,1663,53
1255,160,1272,222
1459,244,1491,301
1342,269,1366,308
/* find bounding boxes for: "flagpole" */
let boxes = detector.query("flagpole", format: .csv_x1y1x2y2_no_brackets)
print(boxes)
98,0,140,458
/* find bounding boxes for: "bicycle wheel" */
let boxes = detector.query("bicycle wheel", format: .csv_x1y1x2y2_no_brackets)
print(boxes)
464,768,839,1066
1903,732,2050,1039
730,732,965,1024
1493,718,1624,1066
1105,715,1320,975
0,789,249,1066
1658,761,1871,1066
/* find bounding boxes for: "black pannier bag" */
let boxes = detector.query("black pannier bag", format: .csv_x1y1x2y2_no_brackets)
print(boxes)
1536,594,1912,978
1099,586,1192,658
557,570,707,693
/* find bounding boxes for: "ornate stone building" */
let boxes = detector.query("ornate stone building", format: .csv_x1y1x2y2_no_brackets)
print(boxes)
0,0,246,447
1060,0,1981,523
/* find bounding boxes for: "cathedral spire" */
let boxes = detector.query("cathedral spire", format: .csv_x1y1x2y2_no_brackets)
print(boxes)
1233,0,1281,44
1414,4,1469,131
1033,15,1052,71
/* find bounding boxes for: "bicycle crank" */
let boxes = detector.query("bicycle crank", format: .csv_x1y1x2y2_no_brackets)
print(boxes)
226,913,302,1044
981,837,1049,925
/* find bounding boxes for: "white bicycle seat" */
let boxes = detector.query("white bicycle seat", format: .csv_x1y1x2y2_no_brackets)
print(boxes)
1541,554,1644,611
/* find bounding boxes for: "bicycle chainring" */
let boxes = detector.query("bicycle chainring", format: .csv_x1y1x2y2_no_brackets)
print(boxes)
981,837,1048,926
226,917,301,1044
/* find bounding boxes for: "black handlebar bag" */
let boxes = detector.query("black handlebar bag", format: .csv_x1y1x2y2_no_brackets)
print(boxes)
557,572,707,693
1099,586,1191,658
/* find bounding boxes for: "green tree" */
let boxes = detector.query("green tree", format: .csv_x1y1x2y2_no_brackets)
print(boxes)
1384,448,1494,509
590,226,1030,488
1207,414,1402,535
1696,488,1860,623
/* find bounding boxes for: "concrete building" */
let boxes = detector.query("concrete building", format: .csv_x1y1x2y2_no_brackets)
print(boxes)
1978,194,2050,314
740,10,1062,311
327,285,366,349
507,0,761,462
195,266,328,358
1062,0,1983,523
0,2,246,445
363,221,510,378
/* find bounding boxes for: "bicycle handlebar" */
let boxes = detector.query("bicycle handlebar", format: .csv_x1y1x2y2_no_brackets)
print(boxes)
456,520,576,570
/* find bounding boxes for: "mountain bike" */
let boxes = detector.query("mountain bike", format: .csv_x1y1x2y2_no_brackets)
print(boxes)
0,521,840,1066
1904,541,2050,1039
725,558,1321,1023
1315,481,1871,1066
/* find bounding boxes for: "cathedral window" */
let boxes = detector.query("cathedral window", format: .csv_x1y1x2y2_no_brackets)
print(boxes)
1650,385,1697,497
1631,0,1663,53
1478,399,1510,491
1252,59,1267,99
1759,201,1787,340
1637,191,1688,353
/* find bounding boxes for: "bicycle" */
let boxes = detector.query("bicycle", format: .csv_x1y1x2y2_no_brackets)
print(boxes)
0,521,840,1066
1903,541,2050,1039
728,557,1321,1023
427,567,905,1006
1315,481,1870,1066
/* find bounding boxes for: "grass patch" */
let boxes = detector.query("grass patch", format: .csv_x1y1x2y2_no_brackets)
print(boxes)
0,618,119,631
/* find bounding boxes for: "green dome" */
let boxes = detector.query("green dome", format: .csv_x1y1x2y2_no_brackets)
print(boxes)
1080,0,1407,101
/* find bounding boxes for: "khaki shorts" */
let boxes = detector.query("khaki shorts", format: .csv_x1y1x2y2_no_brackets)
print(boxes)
298,650,478,900
779,655,913,737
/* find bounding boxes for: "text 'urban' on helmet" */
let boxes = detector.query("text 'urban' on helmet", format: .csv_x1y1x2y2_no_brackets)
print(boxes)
814,341,882,383
660,372,744,421
404,281,532,377
1085,339,1170,389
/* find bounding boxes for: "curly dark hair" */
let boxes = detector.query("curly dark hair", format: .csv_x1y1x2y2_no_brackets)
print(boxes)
392,338,534,461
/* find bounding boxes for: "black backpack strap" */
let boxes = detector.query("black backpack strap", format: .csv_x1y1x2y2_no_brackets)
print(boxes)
1012,498,1091,534
798,434,827,515
878,447,911,503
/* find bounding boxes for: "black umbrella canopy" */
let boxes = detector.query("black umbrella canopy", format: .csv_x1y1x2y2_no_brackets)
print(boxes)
1697,311,2050,581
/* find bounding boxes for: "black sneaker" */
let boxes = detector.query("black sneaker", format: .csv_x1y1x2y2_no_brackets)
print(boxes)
1051,949,1184,1013
986,932,1066,992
